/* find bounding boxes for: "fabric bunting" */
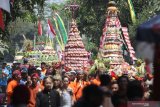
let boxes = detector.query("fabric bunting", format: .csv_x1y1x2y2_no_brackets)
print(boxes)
100,16,108,48
122,27,137,61
115,18,121,27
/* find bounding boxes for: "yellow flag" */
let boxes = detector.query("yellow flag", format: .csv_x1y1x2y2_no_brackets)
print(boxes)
128,0,136,24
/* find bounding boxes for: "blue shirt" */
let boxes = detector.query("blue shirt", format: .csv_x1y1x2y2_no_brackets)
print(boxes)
0,67,12,86
20,79,27,85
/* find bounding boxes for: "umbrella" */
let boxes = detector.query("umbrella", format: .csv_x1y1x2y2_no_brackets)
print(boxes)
136,15,160,43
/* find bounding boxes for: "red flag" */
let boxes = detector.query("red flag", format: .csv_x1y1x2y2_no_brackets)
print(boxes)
0,9,5,31
48,19,56,36
111,71,118,79
38,19,42,36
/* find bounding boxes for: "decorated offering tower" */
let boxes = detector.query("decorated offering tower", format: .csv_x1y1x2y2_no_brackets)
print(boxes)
15,36,59,66
64,19,89,70
64,1,89,70
99,1,136,73
100,1,124,67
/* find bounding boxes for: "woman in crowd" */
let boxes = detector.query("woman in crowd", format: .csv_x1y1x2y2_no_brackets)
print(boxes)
111,81,119,94
36,75,60,107
60,77,72,107
99,73,114,107
111,75,129,107
53,74,62,93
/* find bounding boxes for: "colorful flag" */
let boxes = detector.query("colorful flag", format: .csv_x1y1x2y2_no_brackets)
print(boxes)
47,19,56,38
38,19,42,36
128,0,136,24
47,19,64,51
53,17,64,48
0,9,5,30
55,12,68,45
0,0,10,13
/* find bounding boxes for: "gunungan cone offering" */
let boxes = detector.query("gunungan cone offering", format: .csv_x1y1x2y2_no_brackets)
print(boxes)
64,19,89,70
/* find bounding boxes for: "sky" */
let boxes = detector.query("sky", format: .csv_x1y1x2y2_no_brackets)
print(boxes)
48,0,65,4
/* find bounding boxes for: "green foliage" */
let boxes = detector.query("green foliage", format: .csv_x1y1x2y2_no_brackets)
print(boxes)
128,0,160,47
0,0,47,61
89,58,111,74
74,0,160,55
23,39,33,52
76,0,107,46
0,39,8,54
50,3,64,11
8,17,35,36
82,36,98,59
0,0,46,39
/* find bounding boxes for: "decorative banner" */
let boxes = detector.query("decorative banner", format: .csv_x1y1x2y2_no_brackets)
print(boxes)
122,27,137,61
127,0,136,24
48,19,56,36
0,9,5,30
47,19,64,51
53,17,64,50
38,19,42,36
54,12,68,45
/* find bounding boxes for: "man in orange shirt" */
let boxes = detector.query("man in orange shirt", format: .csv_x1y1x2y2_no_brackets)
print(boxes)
28,73,43,107
89,74,101,86
6,70,21,105
70,70,89,102
68,71,77,102
91,78,101,86
41,62,47,75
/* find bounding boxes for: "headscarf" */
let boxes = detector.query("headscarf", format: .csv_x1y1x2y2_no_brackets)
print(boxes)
31,73,39,79
13,70,21,77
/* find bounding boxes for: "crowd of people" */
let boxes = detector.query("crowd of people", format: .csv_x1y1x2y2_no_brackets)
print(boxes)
0,59,153,107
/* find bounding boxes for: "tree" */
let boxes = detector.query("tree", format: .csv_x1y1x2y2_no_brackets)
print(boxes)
76,0,108,46
73,0,160,56
128,0,160,47
0,0,46,40
23,39,33,52
0,0,46,61
7,17,36,58
0,39,8,61
0,39,8,54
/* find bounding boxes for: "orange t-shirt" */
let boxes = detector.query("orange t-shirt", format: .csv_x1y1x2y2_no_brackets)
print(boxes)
69,81,76,102
41,69,47,75
91,79,101,86
6,80,19,104
69,80,89,101
28,85,44,107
